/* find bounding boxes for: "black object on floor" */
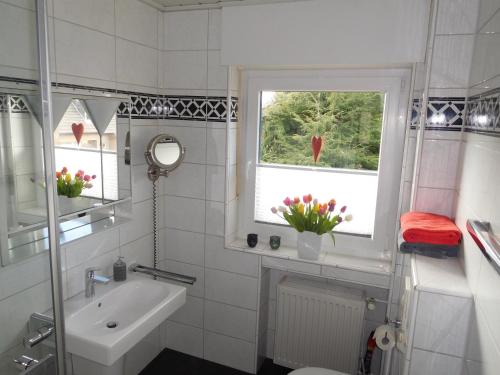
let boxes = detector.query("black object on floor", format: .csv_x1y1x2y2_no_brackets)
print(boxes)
140,348,292,375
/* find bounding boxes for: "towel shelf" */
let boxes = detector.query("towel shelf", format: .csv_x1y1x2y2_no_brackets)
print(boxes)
466,219,500,275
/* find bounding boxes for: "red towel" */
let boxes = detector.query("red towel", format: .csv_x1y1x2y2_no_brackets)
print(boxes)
400,212,462,245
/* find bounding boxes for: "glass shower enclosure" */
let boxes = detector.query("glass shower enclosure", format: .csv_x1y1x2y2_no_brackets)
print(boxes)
0,0,66,374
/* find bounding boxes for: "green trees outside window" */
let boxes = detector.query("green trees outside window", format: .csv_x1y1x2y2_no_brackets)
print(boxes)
259,91,384,171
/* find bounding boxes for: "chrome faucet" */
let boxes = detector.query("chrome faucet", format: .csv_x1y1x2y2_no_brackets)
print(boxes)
85,267,110,297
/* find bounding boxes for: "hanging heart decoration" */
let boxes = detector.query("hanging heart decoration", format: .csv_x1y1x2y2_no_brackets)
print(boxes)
71,123,84,145
311,135,323,163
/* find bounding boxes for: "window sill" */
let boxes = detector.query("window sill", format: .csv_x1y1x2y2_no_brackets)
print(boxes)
226,239,392,288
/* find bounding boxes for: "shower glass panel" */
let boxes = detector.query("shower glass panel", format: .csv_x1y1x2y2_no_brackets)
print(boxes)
0,0,64,374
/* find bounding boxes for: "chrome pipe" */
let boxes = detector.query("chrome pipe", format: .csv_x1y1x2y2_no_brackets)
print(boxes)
129,263,196,285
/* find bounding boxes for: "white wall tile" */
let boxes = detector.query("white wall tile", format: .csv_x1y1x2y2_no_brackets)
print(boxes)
208,51,227,90
482,8,500,33
208,9,222,50
168,295,204,328
477,0,500,31
205,201,224,236
436,0,479,35
0,281,52,354
430,35,475,88
0,3,37,73
160,259,204,298
115,0,158,48
0,254,50,301
131,164,152,203
206,127,226,166
119,199,154,245
66,248,119,298
123,329,161,375
204,300,257,342
64,227,119,269
157,125,206,164
163,162,206,199
205,268,259,310
130,124,158,166
205,165,225,202
163,320,203,358
415,187,455,218
474,256,500,347
164,196,205,233
116,38,158,89
53,0,115,34
465,306,500,375
413,292,472,357
204,331,256,373
119,233,153,267
163,51,207,90
409,349,464,375
164,10,208,51
469,33,500,87
419,140,460,189
54,20,115,82
205,235,259,277
163,228,204,266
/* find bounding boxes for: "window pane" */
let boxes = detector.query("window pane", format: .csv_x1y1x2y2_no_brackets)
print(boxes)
256,91,385,236
259,91,384,170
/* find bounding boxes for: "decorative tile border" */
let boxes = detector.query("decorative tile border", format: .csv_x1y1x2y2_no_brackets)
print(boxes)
0,76,238,123
465,87,500,136
0,94,29,113
411,97,465,131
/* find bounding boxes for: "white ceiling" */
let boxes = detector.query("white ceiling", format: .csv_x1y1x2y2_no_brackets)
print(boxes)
147,0,244,8
145,0,303,10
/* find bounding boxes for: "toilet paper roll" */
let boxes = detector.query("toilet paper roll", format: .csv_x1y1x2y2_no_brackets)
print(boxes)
374,324,395,351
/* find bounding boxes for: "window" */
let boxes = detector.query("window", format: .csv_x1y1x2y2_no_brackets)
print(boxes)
256,91,384,236
241,70,410,255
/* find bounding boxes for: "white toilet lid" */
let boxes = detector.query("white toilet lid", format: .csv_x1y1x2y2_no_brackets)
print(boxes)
289,367,347,375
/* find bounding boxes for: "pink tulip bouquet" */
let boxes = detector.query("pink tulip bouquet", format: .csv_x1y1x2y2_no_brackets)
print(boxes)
56,167,96,198
271,194,352,242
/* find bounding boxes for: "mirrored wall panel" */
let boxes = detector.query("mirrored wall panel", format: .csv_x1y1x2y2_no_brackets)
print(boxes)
0,93,131,267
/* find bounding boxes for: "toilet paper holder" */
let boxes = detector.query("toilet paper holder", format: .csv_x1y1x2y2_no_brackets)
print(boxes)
385,318,401,328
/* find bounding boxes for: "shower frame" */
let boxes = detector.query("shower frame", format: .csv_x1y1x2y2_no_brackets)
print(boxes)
35,0,67,373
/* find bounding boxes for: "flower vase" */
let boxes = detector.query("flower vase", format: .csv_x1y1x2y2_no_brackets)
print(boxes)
297,231,322,260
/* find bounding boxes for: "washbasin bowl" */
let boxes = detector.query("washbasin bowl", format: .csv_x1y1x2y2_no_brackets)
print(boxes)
64,274,186,366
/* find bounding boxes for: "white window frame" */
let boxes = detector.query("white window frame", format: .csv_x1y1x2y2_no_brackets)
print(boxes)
238,69,410,258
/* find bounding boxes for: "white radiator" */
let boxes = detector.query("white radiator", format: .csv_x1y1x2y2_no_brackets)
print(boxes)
274,277,366,375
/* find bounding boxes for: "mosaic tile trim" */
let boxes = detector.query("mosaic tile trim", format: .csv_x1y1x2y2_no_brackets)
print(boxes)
117,94,238,122
0,95,29,113
465,87,500,136
411,97,465,131
0,76,239,123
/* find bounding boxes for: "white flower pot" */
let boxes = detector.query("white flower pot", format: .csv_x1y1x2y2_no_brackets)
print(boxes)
297,231,322,260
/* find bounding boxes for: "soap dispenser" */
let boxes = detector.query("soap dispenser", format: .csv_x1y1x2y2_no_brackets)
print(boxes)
113,256,127,281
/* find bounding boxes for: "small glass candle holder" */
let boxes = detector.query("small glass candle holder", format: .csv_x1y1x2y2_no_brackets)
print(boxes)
270,235,281,250
247,233,258,248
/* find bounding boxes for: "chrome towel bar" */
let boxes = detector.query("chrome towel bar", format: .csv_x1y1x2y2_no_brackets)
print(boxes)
129,263,196,285
466,220,500,275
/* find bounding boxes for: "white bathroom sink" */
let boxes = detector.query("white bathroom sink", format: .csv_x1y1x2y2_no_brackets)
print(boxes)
64,274,186,366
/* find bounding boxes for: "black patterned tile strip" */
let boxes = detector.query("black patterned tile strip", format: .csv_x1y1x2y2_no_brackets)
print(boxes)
0,95,29,113
465,87,500,136
411,97,465,131
0,76,239,123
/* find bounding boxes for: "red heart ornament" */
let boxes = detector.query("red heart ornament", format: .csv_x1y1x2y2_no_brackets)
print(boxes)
71,123,84,145
311,135,323,163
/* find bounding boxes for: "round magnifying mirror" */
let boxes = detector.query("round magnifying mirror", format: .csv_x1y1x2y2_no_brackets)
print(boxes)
145,135,185,177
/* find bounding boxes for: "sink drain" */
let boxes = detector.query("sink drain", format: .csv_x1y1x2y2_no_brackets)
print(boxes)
106,321,118,329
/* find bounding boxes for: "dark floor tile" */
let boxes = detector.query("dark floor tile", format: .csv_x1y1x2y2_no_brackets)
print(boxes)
140,349,292,375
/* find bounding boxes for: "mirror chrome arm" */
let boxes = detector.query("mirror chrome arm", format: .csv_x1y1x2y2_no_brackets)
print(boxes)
129,263,196,285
